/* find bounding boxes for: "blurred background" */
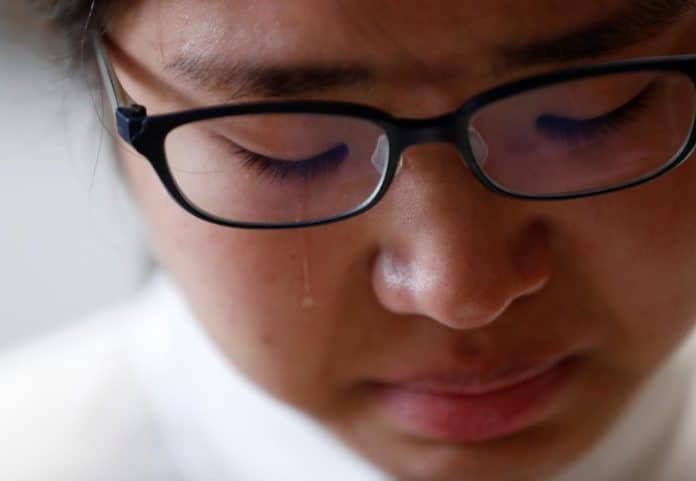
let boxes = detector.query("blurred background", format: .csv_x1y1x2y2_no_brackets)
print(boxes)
0,3,152,349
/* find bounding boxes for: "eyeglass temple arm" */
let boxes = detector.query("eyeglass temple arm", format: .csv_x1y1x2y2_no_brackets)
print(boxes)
92,33,147,144
92,32,140,111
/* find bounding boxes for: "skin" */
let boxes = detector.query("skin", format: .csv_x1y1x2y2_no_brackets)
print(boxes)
106,1,696,480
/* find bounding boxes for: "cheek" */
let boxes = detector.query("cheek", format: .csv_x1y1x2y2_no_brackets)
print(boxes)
120,143,375,411
558,158,696,372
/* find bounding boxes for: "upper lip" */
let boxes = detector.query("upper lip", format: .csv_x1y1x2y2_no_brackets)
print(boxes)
379,356,573,396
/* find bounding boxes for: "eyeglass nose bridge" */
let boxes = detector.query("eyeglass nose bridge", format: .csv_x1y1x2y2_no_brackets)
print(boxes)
389,113,480,169
387,112,490,177
395,114,460,149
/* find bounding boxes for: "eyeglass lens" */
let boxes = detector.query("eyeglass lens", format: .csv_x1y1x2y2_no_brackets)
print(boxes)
165,114,389,224
469,71,695,196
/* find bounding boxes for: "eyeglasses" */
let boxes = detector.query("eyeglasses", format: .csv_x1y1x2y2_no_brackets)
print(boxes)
94,35,696,229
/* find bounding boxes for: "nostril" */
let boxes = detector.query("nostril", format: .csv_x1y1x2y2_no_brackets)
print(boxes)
512,222,552,296
454,297,514,329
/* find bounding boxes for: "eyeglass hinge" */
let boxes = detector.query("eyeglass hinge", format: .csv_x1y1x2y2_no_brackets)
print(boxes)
116,105,147,143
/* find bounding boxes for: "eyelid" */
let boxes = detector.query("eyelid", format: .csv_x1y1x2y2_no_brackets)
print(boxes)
229,142,351,182
229,141,350,164
535,80,658,141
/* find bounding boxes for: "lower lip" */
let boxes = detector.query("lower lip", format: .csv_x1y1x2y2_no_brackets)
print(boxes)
374,357,579,444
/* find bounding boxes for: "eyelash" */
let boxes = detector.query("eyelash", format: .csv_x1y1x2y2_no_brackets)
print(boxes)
231,143,350,182
536,82,656,145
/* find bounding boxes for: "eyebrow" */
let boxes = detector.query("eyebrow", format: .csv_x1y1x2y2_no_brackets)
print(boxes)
165,0,695,100
498,0,696,69
165,57,376,100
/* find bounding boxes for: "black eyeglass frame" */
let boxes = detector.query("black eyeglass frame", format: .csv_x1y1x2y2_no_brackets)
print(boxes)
94,34,696,229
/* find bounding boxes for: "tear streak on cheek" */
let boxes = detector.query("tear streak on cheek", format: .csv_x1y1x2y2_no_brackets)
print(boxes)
300,230,317,309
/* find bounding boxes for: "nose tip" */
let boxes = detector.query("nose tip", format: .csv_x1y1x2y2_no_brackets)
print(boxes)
371,222,551,331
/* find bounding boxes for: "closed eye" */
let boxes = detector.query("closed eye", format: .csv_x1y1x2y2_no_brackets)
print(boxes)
231,143,350,182
536,82,655,146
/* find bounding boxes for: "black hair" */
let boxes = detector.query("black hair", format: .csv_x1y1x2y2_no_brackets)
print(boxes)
30,0,112,53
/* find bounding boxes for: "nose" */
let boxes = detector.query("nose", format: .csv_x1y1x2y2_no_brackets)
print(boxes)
370,146,551,330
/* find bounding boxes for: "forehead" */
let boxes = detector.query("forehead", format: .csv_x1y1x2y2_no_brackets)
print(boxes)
115,0,628,73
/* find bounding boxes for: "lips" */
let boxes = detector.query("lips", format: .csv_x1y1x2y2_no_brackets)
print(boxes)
372,355,580,443
383,358,567,396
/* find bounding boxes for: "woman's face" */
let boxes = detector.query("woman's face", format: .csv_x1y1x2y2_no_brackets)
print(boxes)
109,1,696,480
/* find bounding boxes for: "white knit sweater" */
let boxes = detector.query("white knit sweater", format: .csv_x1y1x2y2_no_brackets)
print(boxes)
1,274,695,481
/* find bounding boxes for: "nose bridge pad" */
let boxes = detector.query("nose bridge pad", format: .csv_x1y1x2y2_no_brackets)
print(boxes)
469,125,489,167
371,134,391,176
